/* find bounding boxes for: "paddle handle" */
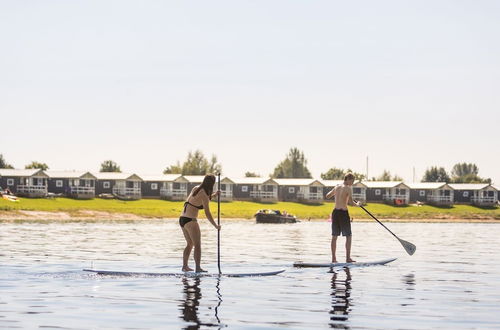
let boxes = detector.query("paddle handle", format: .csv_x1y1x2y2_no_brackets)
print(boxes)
217,173,221,274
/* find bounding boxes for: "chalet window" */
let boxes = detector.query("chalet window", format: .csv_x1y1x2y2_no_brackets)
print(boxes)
463,191,469,197
221,184,226,191
353,188,361,194
103,182,111,189
419,190,425,197
7,178,14,186
241,185,248,192
488,191,494,197
288,187,295,193
173,182,180,190
151,183,158,190
310,187,318,193
56,180,63,187
375,189,381,196
265,185,274,192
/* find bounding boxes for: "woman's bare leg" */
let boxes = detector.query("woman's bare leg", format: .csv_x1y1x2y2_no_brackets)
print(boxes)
181,227,194,271
184,221,204,272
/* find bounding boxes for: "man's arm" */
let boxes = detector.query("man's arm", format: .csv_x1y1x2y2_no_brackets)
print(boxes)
325,187,337,199
347,187,362,206
347,187,356,206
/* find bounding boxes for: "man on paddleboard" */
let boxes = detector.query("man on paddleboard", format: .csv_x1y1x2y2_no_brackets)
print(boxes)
326,173,362,263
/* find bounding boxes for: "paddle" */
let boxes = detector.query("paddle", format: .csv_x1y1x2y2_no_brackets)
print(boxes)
356,202,416,256
217,173,221,274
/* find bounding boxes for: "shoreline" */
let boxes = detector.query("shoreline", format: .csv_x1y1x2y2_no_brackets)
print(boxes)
0,210,499,223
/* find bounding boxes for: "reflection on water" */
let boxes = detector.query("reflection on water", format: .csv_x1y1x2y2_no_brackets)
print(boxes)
179,277,223,329
329,268,352,329
215,278,222,326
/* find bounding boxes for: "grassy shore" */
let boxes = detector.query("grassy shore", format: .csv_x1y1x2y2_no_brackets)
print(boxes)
1,197,499,220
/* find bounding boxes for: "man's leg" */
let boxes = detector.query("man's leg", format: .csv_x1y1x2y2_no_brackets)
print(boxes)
346,236,355,263
331,236,338,263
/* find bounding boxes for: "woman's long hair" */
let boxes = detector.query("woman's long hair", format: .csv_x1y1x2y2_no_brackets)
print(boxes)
193,174,216,199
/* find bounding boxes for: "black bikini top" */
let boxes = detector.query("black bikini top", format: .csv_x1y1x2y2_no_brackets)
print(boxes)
183,200,203,213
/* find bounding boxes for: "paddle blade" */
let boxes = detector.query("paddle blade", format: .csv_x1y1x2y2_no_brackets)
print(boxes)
398,238,416,256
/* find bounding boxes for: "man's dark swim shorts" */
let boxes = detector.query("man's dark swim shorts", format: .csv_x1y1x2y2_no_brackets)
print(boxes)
331,209,352,236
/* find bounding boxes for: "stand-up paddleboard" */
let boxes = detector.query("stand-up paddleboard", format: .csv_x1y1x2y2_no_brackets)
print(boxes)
293,258,396,268
83,269,285,277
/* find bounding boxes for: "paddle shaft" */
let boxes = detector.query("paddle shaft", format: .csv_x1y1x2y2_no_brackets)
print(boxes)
358,204,399,240
217,173,221,274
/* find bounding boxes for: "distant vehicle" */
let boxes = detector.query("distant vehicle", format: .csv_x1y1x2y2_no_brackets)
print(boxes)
254,209,298,224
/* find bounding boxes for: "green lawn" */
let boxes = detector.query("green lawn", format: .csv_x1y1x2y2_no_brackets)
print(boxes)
1,197,499,219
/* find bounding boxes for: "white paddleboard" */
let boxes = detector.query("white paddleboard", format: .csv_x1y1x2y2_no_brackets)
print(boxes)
83,269,285,277
293,258,397,268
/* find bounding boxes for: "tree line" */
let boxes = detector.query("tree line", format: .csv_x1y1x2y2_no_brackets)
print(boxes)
0,150,492,184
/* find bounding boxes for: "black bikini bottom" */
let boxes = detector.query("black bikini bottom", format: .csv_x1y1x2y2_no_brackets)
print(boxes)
179,216,195,228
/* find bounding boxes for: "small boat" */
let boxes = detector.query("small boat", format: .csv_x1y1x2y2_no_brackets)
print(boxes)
1,193,19,202
255,209,298,224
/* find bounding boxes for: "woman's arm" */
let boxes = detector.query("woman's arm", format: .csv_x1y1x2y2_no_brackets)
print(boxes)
201,195,221,230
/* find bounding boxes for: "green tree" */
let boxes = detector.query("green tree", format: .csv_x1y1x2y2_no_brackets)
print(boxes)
320,167,345,180
245,171,260,177
163,161,182,174
208,155,222,174
0,154,14,169
100,160,121,172
272,147,312,178
25,161,49,170
164,150,222,175
321,167,366,181
422,166,451,182
451,163,490,183
392,174,403,181
372,170,401,181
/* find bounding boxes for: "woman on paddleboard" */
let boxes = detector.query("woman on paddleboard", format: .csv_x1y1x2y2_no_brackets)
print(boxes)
179,174,221,272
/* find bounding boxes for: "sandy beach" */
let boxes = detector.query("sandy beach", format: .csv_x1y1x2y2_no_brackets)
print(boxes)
0,210,498,223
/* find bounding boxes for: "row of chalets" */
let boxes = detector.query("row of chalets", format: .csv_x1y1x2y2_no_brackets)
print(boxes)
0,169,498,207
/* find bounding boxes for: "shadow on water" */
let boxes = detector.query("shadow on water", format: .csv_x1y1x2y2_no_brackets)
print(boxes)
329,267,352,329
179,277,224,329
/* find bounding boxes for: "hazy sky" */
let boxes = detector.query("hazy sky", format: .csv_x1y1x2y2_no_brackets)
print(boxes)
1,1,499,184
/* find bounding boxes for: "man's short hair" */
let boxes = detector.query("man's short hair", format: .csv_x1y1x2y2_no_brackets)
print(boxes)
344,173,355,181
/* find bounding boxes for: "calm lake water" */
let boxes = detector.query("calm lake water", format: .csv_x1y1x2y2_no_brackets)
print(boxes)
1,220,500,329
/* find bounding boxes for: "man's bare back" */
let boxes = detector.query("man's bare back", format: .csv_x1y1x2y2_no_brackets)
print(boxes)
333,184,353,210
